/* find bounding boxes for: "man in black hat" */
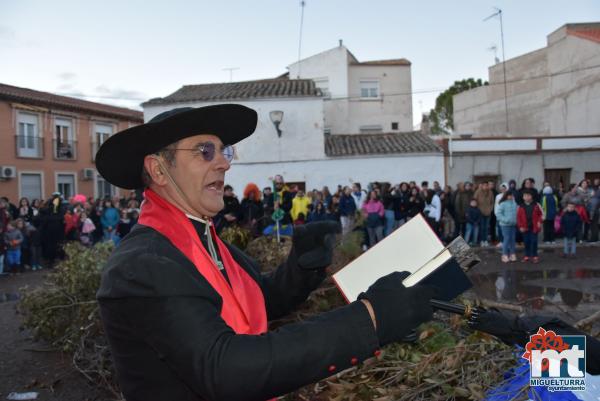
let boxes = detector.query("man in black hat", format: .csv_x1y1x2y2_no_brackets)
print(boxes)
95,104,437,401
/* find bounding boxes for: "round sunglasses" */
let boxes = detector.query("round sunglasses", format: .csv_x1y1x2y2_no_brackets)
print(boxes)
171,142,234,163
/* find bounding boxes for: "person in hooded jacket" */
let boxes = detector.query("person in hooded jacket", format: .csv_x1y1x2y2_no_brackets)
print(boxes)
541,183,559,244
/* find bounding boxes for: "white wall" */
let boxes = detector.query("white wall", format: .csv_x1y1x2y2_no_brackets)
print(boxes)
447,150,600,188
453,25,600,137
288,46,413,134
144,97,325,163
347,65,412,133
224,153,445,195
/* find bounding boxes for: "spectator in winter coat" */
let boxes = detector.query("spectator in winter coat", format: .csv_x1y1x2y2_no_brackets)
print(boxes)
541,185,559,243
516,178,539,205
307,202,330,223
351,183,366,211
407,187,424,218
465,199,482,246
100,199,120,244
423,189,442,237
496,191,518,263
291,190,311,222
578,179,594,241
4,221,23,273
454,182,473,237
339,187,357,235
17,198,33,222
392,182,411,228
240,183,264,236
561,202,582,258
517,190,543,263
474,182,494,246
362,191,385,248
494,182,508,244
560,184,583,208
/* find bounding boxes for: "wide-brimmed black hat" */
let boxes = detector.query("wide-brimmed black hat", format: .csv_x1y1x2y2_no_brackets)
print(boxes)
95,104,257,189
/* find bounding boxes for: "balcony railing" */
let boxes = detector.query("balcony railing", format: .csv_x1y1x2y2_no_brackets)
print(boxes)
53,139,77,160
15,135,44,158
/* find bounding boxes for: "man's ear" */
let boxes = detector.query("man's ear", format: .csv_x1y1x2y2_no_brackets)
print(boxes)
143,155,168,186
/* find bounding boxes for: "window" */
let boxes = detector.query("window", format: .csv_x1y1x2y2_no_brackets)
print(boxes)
92,123,113,161
391,122,399,130
545,169,571,190
314,78,330,98
54,118,75,160
17,112,42,158
97,174,114,199
20,173,42,200
56,173,76,198
359,125,383,133
324,127,332,136
360,80,379,99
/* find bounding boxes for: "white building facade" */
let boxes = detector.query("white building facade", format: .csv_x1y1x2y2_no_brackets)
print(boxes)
288,44,413,135
453,23,600,137
143,77,444,193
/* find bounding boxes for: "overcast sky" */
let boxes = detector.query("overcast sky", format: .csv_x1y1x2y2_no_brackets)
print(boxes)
1,0,598,126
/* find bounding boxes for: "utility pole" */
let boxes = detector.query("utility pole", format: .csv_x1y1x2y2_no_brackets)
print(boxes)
222,67,239,82
484,7,509,134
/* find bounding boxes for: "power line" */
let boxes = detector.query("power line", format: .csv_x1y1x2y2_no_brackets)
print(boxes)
53,63,600,104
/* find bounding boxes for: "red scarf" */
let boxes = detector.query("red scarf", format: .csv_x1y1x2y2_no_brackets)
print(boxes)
138,189,267,335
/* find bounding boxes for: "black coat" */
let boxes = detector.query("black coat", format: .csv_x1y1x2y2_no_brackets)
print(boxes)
97,225,379,401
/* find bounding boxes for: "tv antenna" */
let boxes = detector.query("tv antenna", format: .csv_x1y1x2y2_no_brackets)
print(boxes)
484,7,509,134
297,0,306,78
222,67,239,82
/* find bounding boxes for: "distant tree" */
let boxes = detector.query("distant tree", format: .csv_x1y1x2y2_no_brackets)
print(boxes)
428,78,488,135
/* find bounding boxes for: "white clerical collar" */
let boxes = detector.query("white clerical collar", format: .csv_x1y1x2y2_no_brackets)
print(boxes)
185,213,211,225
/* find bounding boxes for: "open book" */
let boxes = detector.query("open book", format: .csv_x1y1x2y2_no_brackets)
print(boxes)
332,214,478,302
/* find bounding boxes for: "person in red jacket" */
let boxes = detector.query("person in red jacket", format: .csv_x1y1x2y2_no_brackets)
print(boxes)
517,190,543,263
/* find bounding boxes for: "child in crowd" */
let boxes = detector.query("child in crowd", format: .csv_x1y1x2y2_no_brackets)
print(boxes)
561,201,582,258
116,210,133,243
464,199,481,246
517,190,543,263
15,218,30,269
294,212,306,226
79,211,96,247
496,191,518,263
4,221,24,273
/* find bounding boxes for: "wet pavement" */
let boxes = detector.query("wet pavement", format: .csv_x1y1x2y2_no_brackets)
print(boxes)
467,244,600,329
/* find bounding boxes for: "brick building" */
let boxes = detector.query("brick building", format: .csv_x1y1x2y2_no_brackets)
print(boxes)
0,83,143,203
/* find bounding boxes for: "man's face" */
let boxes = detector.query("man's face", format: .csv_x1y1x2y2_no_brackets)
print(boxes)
165,134,231,217
481,182,488,190
567,204,575,212
273,175,284,191
297,190,304,197
523,193,532,203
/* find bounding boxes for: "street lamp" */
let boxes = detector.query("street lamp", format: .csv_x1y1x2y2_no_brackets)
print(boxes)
269,110,284,137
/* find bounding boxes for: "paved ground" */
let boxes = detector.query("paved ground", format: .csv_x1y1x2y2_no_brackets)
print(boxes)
0,270,113,401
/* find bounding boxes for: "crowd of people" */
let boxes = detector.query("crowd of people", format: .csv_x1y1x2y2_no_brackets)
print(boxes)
1,175,599,274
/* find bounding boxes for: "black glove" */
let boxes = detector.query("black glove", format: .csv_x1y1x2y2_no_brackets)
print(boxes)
290,221,341,270
467,308,529,346
358,271,437,346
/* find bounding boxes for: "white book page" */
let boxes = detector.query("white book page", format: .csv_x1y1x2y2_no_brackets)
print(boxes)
401,249,452,287
332,214,445,301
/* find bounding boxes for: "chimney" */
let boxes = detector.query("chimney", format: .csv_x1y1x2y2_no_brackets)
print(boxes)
339,39,343,47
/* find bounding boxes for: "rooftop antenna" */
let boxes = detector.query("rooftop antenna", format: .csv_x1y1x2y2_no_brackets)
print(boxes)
297,0,306,78
484,7,509,134
222,67,239,82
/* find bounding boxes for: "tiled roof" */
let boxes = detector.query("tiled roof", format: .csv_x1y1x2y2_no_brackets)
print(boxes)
325,132,442,157
352,58,411,66
0,83,143,122
143,79,321,105
567,27,600,43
